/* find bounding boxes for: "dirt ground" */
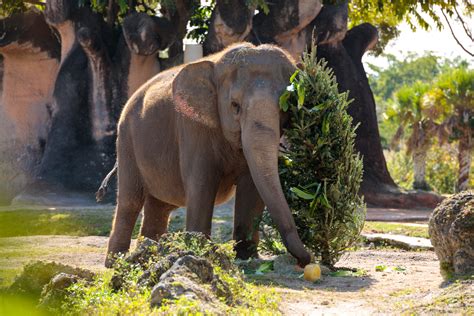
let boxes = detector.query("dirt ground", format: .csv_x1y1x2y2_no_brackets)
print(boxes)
2,235,470,315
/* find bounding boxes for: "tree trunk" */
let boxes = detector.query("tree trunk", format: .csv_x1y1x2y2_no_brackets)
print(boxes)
412,149,429,190
457,132,472,192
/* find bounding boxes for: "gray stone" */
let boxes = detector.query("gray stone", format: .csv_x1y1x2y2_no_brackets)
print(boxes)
150,255,219,309
362,233,433,250
429,191,474,278
39,273,81,309
126,237,160,265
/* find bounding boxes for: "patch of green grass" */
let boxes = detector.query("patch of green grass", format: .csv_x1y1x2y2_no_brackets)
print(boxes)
389,288,415,297
363,222,429,238
0,209,118,237
0,208,230,239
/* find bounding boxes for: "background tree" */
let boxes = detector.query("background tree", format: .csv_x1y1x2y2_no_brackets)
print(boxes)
388,82,446,190
373,56,473,194
427,67,474,192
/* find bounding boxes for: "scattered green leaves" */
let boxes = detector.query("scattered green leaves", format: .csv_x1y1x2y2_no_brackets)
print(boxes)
375,264,388,272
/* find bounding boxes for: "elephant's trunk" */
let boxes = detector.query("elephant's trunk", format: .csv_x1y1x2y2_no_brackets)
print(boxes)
242,100,311,267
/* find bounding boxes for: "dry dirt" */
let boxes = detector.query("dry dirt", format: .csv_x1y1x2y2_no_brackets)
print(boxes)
2,235,467,315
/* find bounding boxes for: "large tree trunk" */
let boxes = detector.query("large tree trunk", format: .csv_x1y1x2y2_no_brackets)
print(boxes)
457,131,472,192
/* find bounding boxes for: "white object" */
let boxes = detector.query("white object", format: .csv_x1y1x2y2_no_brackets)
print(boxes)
184,44,203,63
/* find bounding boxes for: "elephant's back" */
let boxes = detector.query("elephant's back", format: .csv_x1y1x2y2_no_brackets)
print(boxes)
119,67,186,206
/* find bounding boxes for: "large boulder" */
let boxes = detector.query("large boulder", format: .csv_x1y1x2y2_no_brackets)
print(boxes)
429,191,474,278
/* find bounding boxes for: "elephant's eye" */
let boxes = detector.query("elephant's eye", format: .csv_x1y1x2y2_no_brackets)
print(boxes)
231,101,241,115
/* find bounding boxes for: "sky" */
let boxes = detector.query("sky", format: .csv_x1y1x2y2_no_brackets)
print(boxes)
363,10,474,70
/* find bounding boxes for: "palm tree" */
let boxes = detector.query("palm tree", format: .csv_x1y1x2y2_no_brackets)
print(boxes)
388,81,446,190
426,67,474,192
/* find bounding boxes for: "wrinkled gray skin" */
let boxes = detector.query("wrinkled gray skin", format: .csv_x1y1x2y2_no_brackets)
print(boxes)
106,43,310,267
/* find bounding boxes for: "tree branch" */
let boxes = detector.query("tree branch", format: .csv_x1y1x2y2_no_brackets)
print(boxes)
454,6,473,41
441,9,473,57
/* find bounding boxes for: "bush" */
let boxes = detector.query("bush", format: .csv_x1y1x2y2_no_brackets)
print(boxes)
262,45,366,267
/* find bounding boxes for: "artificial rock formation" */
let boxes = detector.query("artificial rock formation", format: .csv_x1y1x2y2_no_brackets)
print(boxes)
1,1,442,208
0,9,60,204
1,3,178,205
429,191,474,278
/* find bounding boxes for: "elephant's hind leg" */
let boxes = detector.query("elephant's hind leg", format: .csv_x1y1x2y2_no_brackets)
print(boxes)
140,195,176,240
105,144,145,267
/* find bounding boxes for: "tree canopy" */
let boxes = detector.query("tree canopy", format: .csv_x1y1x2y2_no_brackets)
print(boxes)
1,0,472,54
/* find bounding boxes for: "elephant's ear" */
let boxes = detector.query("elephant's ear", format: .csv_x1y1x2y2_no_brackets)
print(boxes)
172,61,219,128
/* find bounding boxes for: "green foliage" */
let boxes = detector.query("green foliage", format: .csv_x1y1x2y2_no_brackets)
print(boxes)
372,53,473,193
386,144,470,194
36,233,279,315
270,45,366,267
429,67,474,142
246,0,269,14
0,0,29,18
348,0,473,54
187,0,215,43
369,53,451,102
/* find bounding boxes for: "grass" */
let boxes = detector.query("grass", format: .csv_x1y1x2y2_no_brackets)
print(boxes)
0,208,232,240
0,208,118,237
362,221,429,238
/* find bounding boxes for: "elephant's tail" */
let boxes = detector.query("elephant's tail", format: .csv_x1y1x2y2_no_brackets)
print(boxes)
96,161,118,202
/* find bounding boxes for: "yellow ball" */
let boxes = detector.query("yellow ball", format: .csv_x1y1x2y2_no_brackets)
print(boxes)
303,264,321,282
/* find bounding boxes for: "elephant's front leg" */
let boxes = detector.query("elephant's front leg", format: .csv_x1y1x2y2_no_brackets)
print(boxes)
234,172,265,259
183,158,221,236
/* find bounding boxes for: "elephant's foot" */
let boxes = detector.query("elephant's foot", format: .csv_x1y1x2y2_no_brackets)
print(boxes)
234,240,259,260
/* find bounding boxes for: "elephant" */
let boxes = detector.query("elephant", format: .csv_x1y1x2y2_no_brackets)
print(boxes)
105,42,311,267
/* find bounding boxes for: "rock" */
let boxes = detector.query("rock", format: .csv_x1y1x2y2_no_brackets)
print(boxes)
8,261,94,299
273,253,299,274
126,237,160,265
149,254,235,310
160,255,215,285
150,255,218,308
429,191,474,278
138,252,189,288
38,273,81,309
362,233,433,250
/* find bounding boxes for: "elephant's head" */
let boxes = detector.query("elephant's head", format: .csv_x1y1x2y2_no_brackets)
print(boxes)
173,43,311,266
122,13,175,56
